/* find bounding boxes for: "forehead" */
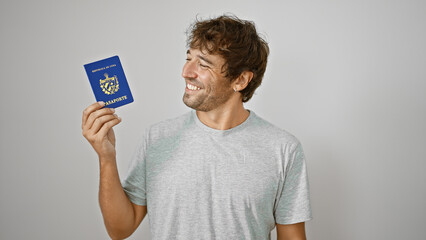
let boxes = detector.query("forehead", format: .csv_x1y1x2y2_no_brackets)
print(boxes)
187,48,226,66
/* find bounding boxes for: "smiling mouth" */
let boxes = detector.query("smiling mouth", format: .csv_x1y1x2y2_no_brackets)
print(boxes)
186,83,201,91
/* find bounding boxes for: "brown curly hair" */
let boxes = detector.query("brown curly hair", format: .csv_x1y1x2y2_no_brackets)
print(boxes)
186,14,269,102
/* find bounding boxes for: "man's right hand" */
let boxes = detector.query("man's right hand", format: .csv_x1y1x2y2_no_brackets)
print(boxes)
82,102,122,159
82,102,146,239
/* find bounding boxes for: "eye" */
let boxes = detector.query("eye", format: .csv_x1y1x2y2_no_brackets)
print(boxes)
198,62,209,69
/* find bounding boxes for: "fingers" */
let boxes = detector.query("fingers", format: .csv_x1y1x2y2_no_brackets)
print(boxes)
81,102,122,157
82,112,121,143
83,105,116,132
82,102,121,142
82,101,105,129
89,114,120,134
97,117,122,139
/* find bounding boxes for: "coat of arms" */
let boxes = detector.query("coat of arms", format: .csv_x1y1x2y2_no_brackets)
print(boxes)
100,73,119,95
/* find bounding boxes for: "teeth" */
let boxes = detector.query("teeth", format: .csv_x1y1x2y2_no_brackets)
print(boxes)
187,83,201,90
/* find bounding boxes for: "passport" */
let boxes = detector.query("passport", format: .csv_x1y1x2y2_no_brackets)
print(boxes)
84,56,134,108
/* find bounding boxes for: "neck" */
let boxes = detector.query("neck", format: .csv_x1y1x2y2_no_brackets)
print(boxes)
196,100,250,130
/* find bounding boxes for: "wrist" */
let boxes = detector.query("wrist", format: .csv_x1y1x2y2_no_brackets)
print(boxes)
99,154,117,166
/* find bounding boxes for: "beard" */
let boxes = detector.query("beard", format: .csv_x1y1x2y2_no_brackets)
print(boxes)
182,84,234,112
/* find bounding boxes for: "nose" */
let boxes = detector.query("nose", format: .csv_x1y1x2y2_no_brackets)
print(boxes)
182,60,197,79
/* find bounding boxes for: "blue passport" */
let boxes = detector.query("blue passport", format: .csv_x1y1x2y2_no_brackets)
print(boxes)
84,56,134,108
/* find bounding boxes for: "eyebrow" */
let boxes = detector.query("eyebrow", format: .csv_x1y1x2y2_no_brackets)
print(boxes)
187,49,214,66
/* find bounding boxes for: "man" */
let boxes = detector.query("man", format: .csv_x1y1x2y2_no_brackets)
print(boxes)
82,15,312,240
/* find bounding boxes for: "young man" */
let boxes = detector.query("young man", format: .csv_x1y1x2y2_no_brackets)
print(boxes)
82,15,312,240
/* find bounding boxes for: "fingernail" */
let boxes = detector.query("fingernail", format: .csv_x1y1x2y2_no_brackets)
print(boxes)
118,117,122,121
98,101,105,106
113,114,118,117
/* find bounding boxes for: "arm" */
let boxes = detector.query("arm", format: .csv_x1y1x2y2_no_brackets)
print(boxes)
98,156,147,239
275,142,312,240
82,102,147,239
276,222,306,240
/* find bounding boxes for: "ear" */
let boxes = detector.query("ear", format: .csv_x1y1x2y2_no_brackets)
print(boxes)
233,71,254,92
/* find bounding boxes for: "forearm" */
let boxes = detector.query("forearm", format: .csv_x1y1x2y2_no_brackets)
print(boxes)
99,156,136,239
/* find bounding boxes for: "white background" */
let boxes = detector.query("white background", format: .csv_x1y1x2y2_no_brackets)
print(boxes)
1,0,425,239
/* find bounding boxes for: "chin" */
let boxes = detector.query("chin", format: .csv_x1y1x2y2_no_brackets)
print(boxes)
182,99,210,112
182,95,198,110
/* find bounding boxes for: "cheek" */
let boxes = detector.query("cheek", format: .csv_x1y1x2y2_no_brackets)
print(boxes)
199,71,222,93
198,73,211,88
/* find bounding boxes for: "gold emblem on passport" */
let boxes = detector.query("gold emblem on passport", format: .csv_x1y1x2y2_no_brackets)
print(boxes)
100,73,119,95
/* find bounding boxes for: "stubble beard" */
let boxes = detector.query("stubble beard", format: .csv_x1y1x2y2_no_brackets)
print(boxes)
182,86,234,112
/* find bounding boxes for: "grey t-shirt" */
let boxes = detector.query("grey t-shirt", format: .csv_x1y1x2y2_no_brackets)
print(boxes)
122,110,312,240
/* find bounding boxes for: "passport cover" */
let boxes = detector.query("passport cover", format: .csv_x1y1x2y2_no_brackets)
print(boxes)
84,56,134,108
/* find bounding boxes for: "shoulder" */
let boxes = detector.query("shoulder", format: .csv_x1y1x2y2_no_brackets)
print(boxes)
249,111,301,151
145,111,193,141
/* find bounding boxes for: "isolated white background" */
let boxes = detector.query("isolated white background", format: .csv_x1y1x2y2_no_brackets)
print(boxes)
1,0,425,239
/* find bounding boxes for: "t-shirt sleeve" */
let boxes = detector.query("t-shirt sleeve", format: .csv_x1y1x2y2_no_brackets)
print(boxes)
274,141,313,225
121,130,149,206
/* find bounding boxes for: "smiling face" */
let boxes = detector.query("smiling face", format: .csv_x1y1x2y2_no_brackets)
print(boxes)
182,48,235,112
